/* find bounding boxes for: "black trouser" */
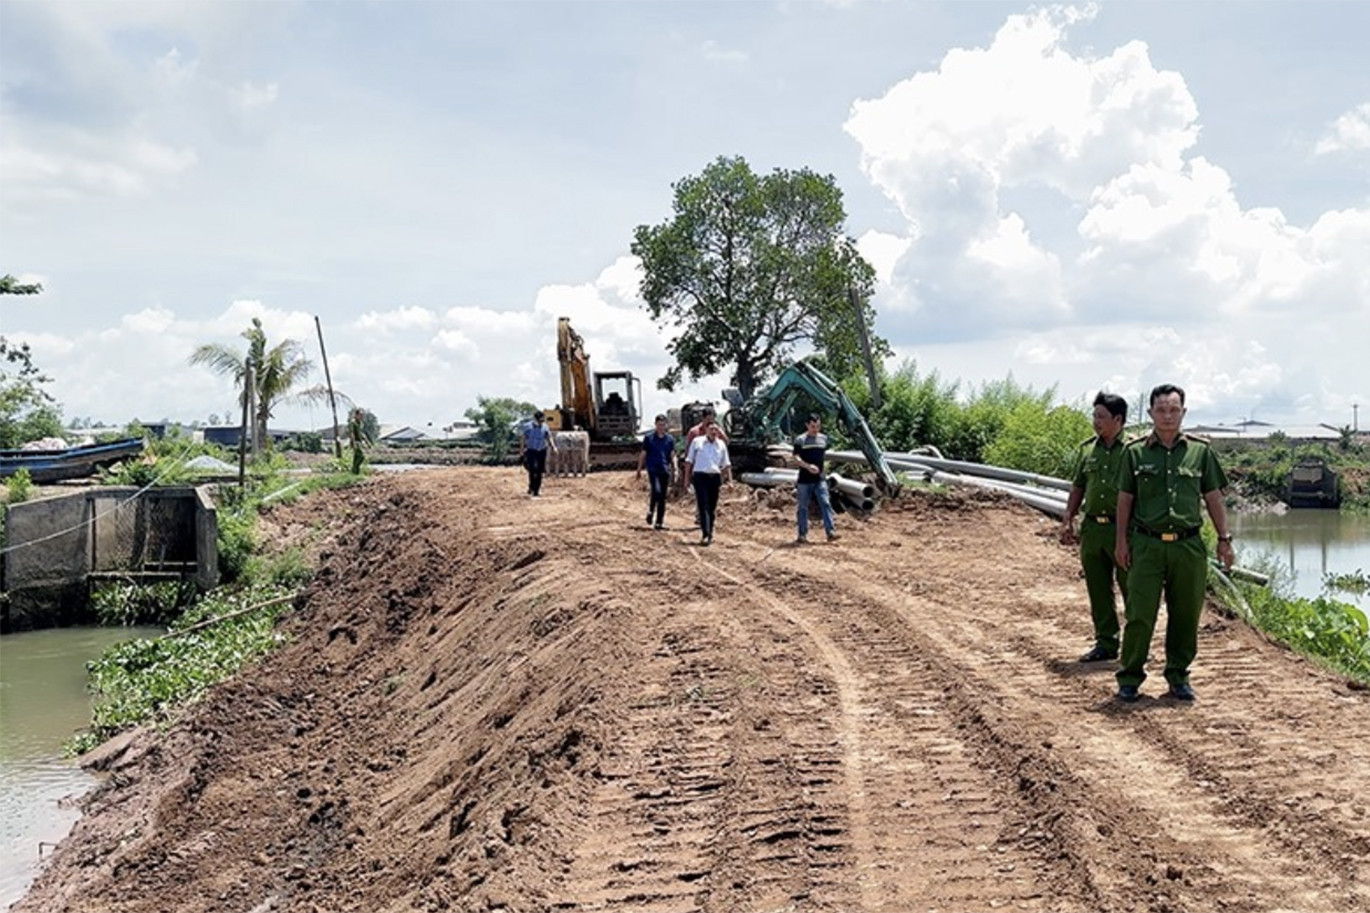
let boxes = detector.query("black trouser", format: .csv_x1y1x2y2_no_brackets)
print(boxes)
693,471,721,540
524,448,547,495
647,468,670,526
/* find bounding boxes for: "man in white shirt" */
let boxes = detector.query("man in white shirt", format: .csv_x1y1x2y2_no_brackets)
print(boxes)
683,420,731,546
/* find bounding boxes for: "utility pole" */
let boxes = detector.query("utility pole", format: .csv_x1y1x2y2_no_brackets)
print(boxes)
1354,402,1360,432
237,363,253,490
315,315,343,459
847,283,882,410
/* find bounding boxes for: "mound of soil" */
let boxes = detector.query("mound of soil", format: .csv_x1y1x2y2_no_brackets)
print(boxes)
15,468,1370,913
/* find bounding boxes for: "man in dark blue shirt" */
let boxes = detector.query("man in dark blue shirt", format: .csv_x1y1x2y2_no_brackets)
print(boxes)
519,412,557,497
636,414,678,529
793,414,837,543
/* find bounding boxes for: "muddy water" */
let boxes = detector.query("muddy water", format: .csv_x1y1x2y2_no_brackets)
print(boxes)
0,627,159,908
1230,510,1370,611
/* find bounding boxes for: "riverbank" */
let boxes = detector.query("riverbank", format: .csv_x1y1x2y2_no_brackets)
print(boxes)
14,468,1370,912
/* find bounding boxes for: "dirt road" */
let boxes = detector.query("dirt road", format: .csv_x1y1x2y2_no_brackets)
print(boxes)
16,468,1370,913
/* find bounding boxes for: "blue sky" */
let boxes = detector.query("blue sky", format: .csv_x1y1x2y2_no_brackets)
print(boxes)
2,1,1367,435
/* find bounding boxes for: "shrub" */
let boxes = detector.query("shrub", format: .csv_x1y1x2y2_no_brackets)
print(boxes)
983,402,1093,479
5,467,32,503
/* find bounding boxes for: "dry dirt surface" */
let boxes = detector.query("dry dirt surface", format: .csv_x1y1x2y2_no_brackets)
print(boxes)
16,467,1370,913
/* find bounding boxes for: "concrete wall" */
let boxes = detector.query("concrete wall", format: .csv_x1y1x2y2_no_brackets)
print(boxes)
0,493,91,631
1,485,220,633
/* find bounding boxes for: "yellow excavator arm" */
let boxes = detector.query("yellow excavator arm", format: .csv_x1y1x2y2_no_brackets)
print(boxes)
557,317,596,435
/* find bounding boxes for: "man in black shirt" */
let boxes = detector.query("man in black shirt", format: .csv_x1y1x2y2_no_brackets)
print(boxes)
793,414,838,543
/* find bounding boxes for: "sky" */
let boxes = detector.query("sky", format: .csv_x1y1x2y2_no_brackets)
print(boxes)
2,0,1368,437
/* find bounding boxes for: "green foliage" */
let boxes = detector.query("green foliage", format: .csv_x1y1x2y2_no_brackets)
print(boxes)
245,547,312,589
983,402,1094,479
282,431,324,453
632,155,886,399
5,467,33,503
464,395,538,462
90,580,198,627
0,338,64,450
1324,568,1370,596
216,501,258,584
101,456,191,487
844,362,1062,467
68,584,294,754
1237,582,1370,682
847,360,961,454
944,377,1055,465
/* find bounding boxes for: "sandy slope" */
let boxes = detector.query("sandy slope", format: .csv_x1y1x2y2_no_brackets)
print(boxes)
15,467,1370,913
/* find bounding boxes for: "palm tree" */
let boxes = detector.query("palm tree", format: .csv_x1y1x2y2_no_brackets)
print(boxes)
190,318,337,454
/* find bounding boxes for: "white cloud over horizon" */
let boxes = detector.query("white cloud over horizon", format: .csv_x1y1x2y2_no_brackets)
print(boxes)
2,2,1367,440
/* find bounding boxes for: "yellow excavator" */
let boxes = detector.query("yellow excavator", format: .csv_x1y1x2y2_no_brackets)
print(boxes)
548,317,644,468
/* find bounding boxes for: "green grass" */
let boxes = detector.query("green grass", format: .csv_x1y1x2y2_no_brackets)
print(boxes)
67,584,295,755
1212,554,1370,684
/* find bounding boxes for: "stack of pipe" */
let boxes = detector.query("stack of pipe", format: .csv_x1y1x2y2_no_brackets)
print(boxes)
826,449,1071,519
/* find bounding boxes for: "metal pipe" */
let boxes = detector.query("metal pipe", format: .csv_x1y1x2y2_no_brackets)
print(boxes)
740,470,798,488
829,450,1072,492
827,473,875,499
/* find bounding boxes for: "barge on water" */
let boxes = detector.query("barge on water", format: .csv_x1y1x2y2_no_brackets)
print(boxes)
0,438,145,484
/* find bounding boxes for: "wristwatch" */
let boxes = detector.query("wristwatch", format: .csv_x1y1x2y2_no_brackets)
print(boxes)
1217,534,1233,543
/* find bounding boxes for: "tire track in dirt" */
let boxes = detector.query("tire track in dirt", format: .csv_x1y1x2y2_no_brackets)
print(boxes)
761,517,1370,913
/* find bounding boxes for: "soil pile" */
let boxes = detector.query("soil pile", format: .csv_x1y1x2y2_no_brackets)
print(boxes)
15,467,1370,913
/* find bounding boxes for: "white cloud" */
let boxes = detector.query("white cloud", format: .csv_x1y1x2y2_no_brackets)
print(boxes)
354,306,438,333
1315,101,1370,154
701,40,748,64
843,4,1368,423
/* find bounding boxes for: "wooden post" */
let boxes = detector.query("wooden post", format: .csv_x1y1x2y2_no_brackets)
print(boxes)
848,284,882,410
238,363,253,490
315,315,343,459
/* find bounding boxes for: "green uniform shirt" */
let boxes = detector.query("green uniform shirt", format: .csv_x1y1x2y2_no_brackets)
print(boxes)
1118,433,1228,532
1070,434,1127,517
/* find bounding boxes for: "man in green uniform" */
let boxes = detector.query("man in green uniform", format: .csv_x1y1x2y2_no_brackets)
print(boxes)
1058,392,1130,662
1114,384,1234,703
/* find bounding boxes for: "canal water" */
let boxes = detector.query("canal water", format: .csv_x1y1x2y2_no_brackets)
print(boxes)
0,626,159,909
1230,509,1370,612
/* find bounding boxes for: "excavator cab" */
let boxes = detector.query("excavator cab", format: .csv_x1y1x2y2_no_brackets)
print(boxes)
592,371,641,439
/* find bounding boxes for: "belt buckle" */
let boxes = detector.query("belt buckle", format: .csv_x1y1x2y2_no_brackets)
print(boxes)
1094,516,1111,524
1161,532,1178,542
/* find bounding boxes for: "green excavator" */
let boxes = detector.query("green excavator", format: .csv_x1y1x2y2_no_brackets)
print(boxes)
722,361,901,496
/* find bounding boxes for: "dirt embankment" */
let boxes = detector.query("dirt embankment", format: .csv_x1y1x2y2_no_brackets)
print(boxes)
16,468,1370,913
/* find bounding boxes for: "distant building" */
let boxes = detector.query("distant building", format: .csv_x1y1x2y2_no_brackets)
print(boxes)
1188,421,1343,443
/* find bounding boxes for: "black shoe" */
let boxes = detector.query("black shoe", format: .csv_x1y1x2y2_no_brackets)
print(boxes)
826,531,839,542
796,535,808,544
1167,683,1196,702
647,513,653,525
1080,645,1119,663
654,523,664,530
1116,685,1140,703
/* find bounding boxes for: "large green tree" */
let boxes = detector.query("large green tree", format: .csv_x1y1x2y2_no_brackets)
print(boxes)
189,318,331,453
465,396,539,462
632,156,887,400
1,274,64,448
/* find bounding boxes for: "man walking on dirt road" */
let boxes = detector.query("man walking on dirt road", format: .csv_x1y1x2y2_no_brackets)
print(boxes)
1114,384,1234,703
793,413,838,544
637,414,678,529
520,412,557,497
1058,392,1129,662
682,407,728,525
683,419,731,546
